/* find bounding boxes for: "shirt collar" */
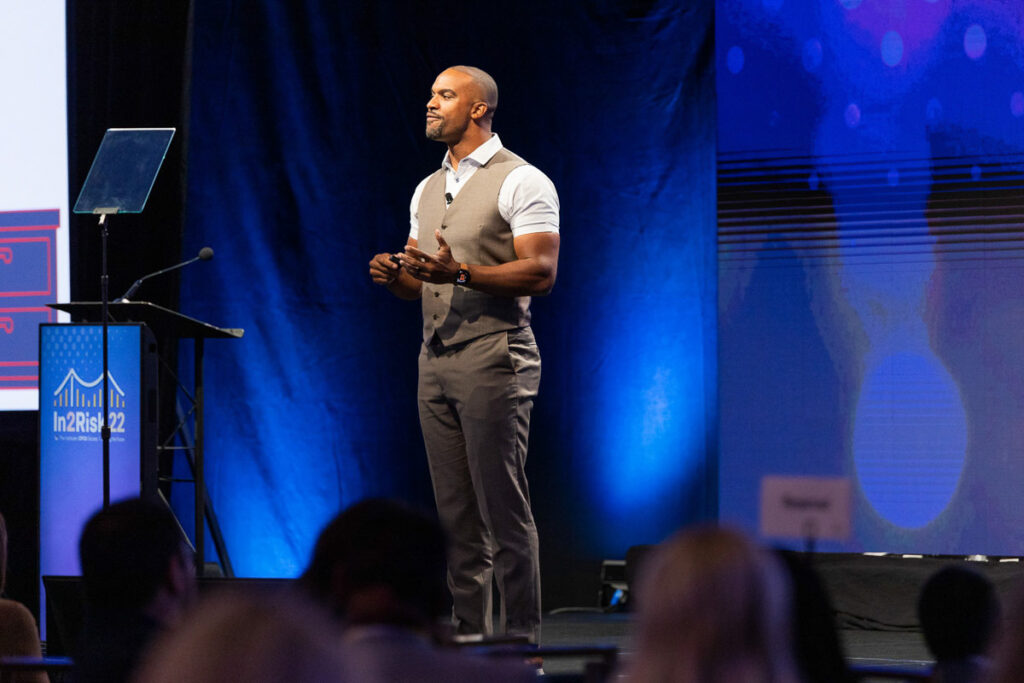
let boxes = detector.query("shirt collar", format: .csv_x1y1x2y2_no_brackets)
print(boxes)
442,133,503,172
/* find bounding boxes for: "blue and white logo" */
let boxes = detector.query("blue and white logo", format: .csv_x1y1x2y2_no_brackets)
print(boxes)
50,368,127,440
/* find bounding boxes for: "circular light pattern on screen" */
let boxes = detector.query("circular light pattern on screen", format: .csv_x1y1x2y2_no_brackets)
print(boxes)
803,39,823,72
845,103,861,128
964,24,987,60
887,168,900,186
926,97,943,122
727,46,745,74
881,31,904,67
971,165,982,181
1011,92,1024,117
853,353,967,529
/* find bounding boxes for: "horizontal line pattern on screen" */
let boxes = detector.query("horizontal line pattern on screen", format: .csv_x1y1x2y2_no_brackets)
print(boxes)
718,150,1024,266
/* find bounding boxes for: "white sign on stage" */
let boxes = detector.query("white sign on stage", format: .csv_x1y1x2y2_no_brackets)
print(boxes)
760,475,852,543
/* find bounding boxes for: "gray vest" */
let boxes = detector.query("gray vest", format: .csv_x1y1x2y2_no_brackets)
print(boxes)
418,148,532,346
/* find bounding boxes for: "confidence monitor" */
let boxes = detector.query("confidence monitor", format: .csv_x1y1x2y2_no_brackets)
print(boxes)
38,323,158,633
72,128,174,215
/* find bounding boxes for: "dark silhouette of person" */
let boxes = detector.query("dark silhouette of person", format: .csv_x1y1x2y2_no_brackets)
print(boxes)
299,498,448,630
74,497,195,683
621,525,801,683
133,592,346,683
917,564,999,683
776,550,854,683
298,498,534,683
0,510,47,683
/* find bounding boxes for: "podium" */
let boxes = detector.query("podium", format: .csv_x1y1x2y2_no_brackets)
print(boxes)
47,301,243,576
39,322,158,595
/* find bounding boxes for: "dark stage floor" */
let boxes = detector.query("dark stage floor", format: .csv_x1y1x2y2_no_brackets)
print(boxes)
539,611,933,677
841,629,931,674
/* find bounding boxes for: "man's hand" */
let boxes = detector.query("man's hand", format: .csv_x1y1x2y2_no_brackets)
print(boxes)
369,252,403,285
398,229,459,284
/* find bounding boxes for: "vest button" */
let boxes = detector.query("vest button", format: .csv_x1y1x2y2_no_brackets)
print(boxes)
433,314,439,320
434,292,440,297
441,224,447,230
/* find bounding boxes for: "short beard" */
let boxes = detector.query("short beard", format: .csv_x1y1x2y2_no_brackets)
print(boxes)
425,120,444,140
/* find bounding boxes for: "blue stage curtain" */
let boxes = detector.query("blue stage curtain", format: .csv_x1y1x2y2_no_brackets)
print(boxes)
180,0,715,605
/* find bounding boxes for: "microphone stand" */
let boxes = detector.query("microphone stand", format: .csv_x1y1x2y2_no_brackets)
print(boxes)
115,248,212,303
98,212,115,508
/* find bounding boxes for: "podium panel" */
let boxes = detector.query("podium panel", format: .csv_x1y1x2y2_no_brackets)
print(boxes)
38,324,158,629
46,302,243,578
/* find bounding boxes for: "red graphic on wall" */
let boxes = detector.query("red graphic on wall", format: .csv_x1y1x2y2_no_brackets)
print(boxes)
0,209,60,390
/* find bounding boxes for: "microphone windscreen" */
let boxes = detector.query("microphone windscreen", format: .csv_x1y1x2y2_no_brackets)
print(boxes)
198,247,214,261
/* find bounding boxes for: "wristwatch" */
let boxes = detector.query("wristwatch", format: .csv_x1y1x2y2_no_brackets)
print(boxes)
455,263,471,286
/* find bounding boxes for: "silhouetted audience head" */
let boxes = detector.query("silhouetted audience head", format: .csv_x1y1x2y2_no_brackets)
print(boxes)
75,498,196,683
917,564,999,683
777,550,852,683
918,565,999,662
298,498,447,629
79,497,193,617
623,525,800,683
0,509,47,683
298,499,536,682
133,592,345,683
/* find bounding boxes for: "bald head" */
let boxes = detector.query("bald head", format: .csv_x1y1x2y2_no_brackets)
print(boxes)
447,65,498,120
425,66,499,148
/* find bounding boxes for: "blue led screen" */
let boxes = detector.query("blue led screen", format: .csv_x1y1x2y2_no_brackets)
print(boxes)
719,0,1024,553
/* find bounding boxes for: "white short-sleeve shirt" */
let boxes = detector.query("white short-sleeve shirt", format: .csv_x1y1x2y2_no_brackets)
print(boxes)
409,134,559,241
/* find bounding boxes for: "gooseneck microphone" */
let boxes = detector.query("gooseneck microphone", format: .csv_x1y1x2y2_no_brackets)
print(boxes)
115,246,214,302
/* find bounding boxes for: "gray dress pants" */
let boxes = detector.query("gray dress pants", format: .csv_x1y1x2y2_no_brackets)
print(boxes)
417,326,542,641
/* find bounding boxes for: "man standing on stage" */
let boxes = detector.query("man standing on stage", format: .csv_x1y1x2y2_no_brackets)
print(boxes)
368,65,559,642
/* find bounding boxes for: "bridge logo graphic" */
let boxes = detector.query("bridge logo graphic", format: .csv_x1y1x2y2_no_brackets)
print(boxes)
50,368,128,439
53,369,126,409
